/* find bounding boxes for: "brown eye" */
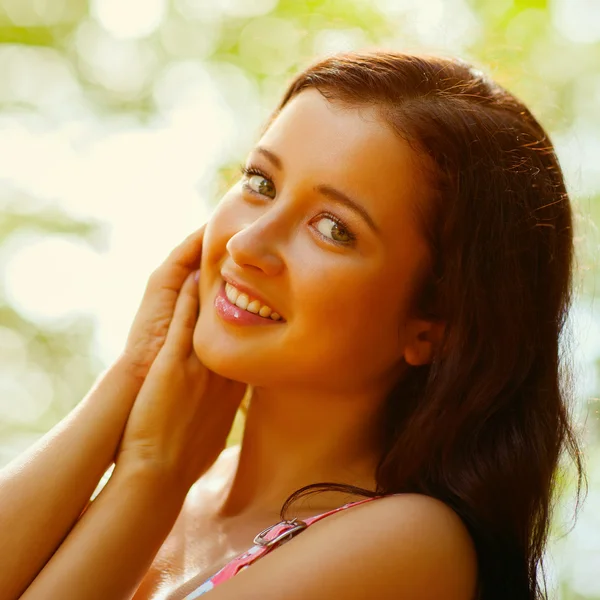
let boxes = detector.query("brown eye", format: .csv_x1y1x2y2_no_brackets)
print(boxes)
247,174,276,199
315,216,354,244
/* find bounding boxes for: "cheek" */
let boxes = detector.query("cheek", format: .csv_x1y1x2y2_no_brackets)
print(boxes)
285,299,403,390
296,272,403,351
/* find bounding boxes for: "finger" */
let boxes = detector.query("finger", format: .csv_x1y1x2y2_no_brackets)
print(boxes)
164,223,207,272
147,224,207,294
137,223,205,316
163,269,201,357
124,226,206,366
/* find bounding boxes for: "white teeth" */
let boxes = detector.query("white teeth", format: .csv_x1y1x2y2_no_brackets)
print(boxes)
225,282,239,304
235,293,249,310
259,305,272,318
224,281,282,321
247,300,261,314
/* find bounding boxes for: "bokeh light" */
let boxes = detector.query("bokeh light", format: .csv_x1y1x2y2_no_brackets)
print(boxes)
551,0,600,44
91,0,167,40
3,0,70,27
0,0,599,596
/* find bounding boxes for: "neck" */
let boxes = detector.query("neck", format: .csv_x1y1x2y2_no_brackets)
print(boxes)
212,384,389,521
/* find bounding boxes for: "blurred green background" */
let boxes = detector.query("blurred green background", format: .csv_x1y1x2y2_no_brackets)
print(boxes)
0,0,599,597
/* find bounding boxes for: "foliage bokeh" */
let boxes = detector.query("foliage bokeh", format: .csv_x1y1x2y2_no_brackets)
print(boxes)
1,0,599,597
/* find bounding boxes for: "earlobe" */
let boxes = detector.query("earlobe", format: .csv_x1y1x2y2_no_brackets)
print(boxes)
404,320,445,367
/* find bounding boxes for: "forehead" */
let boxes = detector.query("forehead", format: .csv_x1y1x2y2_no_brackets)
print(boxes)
257,88,429,242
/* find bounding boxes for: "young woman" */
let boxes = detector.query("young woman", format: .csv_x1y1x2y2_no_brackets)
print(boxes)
0,50,585,600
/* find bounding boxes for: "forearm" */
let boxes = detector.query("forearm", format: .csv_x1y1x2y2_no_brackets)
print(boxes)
21,464,186,600
0,357,143,600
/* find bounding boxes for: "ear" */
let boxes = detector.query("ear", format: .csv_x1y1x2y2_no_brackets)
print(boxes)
403,318,445,367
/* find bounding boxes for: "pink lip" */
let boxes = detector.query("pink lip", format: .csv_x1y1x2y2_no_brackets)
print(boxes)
220,273,284,318
214,281,285,326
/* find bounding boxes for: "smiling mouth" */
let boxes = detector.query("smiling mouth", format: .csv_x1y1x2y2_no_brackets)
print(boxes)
224,281,283,321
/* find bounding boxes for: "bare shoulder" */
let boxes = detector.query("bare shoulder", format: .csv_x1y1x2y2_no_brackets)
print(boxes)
207,492,478,600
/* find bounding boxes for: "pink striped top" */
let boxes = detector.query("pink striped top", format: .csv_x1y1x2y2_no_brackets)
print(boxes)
183,493,402,599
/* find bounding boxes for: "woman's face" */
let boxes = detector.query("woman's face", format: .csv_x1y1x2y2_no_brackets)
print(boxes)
193,88,433,395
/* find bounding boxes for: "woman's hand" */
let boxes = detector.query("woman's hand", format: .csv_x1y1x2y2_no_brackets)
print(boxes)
115,268,247,492
120,224,207,382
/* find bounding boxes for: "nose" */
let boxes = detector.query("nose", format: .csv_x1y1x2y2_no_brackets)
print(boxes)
225,219,285,276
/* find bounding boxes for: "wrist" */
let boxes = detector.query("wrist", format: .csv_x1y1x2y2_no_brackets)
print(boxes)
113,458,191,508
112,352,150,385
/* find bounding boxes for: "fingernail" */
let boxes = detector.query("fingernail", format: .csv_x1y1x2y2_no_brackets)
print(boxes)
194,270,200,282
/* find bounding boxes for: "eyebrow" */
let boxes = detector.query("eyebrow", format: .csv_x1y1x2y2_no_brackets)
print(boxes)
255,146,380,234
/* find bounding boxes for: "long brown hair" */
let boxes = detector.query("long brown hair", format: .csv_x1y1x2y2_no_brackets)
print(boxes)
258,51,586,600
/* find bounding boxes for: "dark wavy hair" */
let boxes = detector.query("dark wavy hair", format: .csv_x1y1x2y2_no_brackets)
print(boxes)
241,51,587,600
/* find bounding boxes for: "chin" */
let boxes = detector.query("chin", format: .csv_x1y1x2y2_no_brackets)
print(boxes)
192,330,294,388
192,326,255,384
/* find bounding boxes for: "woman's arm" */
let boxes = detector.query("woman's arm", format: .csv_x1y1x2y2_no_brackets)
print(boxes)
0,358,143,600
20,463,185,600
0,226,208,600
19,264,245,600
